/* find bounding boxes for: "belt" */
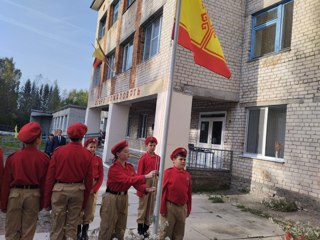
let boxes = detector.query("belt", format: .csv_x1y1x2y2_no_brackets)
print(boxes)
13,185,39,189
168,200,185,207
55,180,83,184
106,188,127,195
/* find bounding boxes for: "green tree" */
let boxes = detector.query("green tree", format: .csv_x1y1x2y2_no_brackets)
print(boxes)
17,79,33,126
48,81,61,111
61,89,88,107
0,57,21,128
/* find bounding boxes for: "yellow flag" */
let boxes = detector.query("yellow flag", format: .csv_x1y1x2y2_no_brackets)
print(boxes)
92,47,105,61
176,0,231,78
14,125,18,138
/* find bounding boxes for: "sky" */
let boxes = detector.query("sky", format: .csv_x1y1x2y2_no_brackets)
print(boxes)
0,0,98,91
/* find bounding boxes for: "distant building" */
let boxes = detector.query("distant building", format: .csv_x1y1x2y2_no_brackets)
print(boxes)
30,109,53,137
51,105,86,135
86,0,320,201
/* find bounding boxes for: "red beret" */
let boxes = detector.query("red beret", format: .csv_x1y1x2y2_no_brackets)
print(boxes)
111,140,128,156
84,137,97,147
170,147,188,160
18,122,41,143
145,136,158,145
67,123,87,139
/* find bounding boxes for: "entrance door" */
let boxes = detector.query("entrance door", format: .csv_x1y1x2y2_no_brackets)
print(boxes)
196,112,226,168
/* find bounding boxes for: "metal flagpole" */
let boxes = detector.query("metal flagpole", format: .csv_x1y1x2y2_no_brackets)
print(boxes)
152,0,183,236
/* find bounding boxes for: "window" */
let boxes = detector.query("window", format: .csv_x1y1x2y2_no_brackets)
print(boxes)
138,114,148,138
126,115,131,137
143,16,162,61
111,0,120,26
93,64,101,87
106,53,115,79
245,105,287,159
126,0,135,9
122,39,133,72
98,14,107,39
250,0,293,59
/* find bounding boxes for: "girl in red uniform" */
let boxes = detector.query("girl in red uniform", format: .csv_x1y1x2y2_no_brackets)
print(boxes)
98,140,157,240
160,147,192,240
77,138,104,240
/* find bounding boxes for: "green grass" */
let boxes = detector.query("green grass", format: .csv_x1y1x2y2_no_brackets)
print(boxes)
236,204,270,218
209,195,224,203
263,199,298,212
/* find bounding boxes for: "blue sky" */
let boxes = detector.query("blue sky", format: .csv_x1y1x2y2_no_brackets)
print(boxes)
0,0,97,91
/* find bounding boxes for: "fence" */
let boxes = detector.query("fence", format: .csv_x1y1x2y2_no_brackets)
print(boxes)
187,145,233,171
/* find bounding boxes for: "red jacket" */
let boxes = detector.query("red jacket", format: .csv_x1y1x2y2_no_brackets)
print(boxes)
106,161,146,193
0,146,50,210
0,148,4,205
44,142,93,209
160,166,192,216
136,152,160,197
92,155,104,193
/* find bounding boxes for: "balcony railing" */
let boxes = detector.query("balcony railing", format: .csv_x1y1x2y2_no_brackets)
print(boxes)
187,145,233,171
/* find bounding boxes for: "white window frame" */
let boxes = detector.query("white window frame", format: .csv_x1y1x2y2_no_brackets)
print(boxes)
122,39,133,72
143,16,162,61
98,14,107,39
106,53,115,79
243,105,286,163
111,0,120,26
138,114,148,139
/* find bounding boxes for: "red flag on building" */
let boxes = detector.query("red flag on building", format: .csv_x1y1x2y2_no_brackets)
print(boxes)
175,0,231,78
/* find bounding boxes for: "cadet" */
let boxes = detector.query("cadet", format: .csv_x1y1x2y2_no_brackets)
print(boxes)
136,136,160,237
98,140,157,240
160,147,192,240
0,122,50,240
77,138,104,240
44,123,93,240
0,147,3,198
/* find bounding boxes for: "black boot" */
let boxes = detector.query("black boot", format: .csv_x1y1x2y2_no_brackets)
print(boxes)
143,224,150,238
82,224,89,240
77,225,82,240
137,223,144,236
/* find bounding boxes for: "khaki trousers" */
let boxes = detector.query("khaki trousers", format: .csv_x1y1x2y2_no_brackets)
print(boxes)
81,192,97,224
50,183,84,240
5,188,40,240
98,193,128,240
159,201,187,240
137,178,157,225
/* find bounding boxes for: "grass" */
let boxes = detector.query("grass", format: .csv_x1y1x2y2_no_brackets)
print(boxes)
209,195,224,203
263,198,298,212
236,204,270,218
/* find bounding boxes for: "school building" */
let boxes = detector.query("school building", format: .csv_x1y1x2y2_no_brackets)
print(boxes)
86,0,320,201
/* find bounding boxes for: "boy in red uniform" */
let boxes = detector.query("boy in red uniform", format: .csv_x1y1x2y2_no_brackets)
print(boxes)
0,147,4,209
98,140,157,240
0,122,50,239
160,147,192,240
44,123,93,240
136,136,160,237
77,138,104,240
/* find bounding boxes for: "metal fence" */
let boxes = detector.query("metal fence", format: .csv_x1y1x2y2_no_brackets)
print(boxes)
187,145,233,171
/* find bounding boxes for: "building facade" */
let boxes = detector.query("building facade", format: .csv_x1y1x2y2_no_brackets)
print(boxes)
86,0,320,200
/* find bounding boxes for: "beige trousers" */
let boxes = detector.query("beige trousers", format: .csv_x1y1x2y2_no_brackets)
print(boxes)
81,192,97,224
50,183,84,240
159,201,187,240
5,188,40,240
136,178,157,225
98,193,128,240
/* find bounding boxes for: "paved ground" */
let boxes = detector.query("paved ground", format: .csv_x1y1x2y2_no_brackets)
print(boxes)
0,163,285,240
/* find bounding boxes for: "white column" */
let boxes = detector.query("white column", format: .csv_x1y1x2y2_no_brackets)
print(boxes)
103,103,130,162
153,91,192,168
85,107,101,134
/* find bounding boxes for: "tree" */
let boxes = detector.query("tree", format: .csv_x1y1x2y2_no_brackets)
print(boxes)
17,79,33,126
48,81,61,112
0,57,21,128
61,89,88,107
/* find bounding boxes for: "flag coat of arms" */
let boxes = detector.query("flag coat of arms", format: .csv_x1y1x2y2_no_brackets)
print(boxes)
176,0,231,78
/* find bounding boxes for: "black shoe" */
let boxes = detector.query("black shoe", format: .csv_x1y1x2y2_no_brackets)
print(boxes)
143,224,150,238
82,224,89,240
77,225,82,240
137,223,144,235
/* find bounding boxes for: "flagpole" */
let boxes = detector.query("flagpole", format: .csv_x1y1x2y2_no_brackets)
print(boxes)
152,0,182,236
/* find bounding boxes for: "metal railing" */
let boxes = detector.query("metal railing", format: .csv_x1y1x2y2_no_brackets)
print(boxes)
187,145,233,171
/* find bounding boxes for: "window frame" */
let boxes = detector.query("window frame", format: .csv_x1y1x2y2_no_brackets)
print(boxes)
106,53,115,80
143,16,162,61
111,0,120,26
122,39,134,72
93,64,101,87
250,0,293,59
244,105,287,163
125,0,135,10
98,14,107,40
137,114,148,139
